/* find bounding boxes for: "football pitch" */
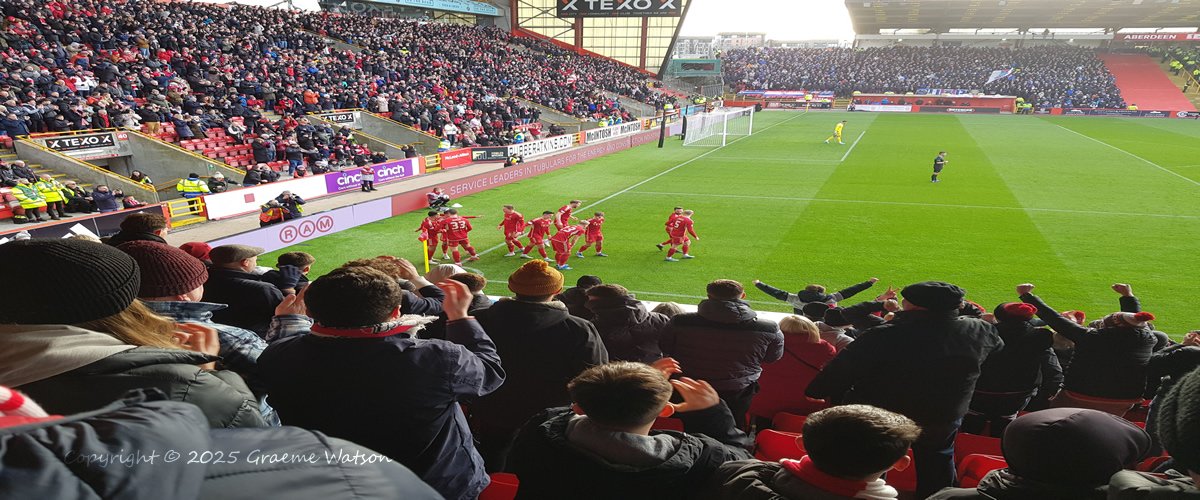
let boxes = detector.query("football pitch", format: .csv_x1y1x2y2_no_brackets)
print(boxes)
264,111,1200,334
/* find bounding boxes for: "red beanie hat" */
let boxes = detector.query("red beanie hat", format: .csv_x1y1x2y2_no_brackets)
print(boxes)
994,302,1038,322
118,241,209,298
179,241,212,262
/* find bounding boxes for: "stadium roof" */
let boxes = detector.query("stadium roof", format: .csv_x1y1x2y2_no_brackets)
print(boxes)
845,0,1200,34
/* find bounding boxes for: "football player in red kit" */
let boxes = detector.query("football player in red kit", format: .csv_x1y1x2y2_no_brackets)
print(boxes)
521,211,555,260
665,209,698,262
656,206,684,251
441,209,479,265
550,221,588,270
576,212,607,258
556,200,582,229
416,211,442,262
499,205,527,256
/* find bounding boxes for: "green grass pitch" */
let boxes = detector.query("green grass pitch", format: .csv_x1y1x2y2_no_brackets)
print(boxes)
263,111,1200,336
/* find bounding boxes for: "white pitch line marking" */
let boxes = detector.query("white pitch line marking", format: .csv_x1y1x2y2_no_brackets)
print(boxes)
1051,123,1200,187
840,131,866,162
627,191,1200,219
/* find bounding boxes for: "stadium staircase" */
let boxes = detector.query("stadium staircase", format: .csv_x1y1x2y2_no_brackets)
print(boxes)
1156,59,1200,111
0,146,95,224
1098,53,1197,111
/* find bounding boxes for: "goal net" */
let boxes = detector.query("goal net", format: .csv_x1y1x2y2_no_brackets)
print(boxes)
682,107,755,148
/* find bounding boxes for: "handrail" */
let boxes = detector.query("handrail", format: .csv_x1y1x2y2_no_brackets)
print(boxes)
509,96,585,126
157,179,183,192
16,138,157,194
124,129,246,175
309,108,442,141
299,28,370,52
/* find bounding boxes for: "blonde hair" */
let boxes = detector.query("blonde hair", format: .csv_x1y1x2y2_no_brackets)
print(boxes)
780,315,820,343
425,263,466,283
74,300,180,349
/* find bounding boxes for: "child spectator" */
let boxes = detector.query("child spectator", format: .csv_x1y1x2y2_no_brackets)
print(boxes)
261,251,315,295
710,405,921,499
748,315,837,427
508,361,752,499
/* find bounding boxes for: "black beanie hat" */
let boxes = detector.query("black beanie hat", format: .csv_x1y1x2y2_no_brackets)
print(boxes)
901,281,966,310
1155,367,1200,473
0,239,140,324
801,302,831,321
1002,408,1151,488
823,307,851,327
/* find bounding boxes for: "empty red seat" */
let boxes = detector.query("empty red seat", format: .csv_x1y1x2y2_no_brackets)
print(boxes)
754,430,804,461
957,454,1006,488
479,473,519,500
954,432,1002,467
771,412,808,433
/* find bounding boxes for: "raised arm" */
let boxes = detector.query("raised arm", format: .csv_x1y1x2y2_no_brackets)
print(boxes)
831,277,878,302
1017,284,1089,342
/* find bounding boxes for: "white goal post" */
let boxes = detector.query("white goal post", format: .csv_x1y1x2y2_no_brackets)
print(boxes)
682,107,755,148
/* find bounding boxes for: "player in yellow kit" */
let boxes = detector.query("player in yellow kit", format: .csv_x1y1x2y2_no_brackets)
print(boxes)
825,120,847,145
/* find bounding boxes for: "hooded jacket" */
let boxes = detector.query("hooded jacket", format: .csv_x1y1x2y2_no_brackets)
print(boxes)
259,316,504,500
471,299,608,436
508,404,752,500
555,286,595,320
1020,293,1158,399
0,390,442,500
660,299,784,392
0,324,263,428
586,295,671,363
807,309,1003,424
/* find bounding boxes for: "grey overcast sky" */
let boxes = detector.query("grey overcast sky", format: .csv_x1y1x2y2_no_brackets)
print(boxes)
679,0,855,41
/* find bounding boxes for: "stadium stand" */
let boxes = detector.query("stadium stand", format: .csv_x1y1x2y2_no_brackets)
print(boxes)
723,46,1127,109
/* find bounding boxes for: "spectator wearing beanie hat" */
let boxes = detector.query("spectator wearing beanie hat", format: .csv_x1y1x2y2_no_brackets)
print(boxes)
961,302,1062,437
1109,367,1200,497
0,239,264,429
808,281,1002,498
202,244,284,336
119,240,279,426
816,307,855,351
471,259,609,471
661,279,784,430
259,268,503,500
931,408,1152,500
1018,283,1158,416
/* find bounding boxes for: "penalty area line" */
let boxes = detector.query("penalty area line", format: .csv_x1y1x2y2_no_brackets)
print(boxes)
840,131,866,162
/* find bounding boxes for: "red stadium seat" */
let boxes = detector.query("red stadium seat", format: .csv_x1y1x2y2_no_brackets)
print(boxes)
651,417,684,432
770,412,808,433
957,454,1006,488
754,430,804,461
954,432,1002,467
479,473,519,500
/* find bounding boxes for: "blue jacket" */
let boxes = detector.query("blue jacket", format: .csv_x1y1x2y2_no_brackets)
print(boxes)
259,316,505,500
0,389,443,500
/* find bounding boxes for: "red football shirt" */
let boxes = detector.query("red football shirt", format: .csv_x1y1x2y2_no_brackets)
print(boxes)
500,211,526,233
528,218,552,240
442,215,473,241
668,216,696,238
556,205,574,227
584,216,604,236
551,224,584,243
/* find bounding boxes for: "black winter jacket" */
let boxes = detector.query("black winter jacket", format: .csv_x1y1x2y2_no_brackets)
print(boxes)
975,320,1060,394
202,267,284,336
1021,293,1157,399
660,299,784,392
807,309,1003,424
18,347,264,428
508,404,752,500
755,279,875,314
555,286,594,320
586,295,671,363
0,390,442,500
471,299,608,436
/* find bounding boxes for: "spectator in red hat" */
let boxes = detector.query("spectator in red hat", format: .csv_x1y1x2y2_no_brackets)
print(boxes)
179,241,212,264
961,302,1062,436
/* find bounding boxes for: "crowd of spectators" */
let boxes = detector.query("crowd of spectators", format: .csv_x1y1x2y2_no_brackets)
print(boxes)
724,46,1126,109
0,0,671,165
2,223,1199,499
